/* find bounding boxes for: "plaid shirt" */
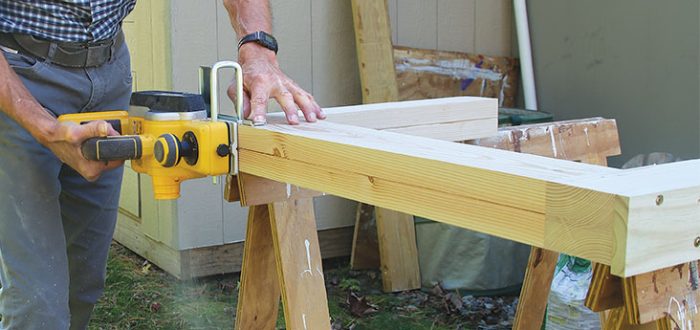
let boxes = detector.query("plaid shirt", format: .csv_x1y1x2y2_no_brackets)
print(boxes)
0,0,136,42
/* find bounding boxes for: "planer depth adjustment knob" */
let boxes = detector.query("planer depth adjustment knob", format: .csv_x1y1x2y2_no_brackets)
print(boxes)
154,132,199,168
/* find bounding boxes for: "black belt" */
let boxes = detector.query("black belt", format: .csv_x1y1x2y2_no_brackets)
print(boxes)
0,30,124,68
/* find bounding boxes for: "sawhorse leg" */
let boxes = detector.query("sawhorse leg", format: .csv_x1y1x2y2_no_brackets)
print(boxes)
236,198,331,329
512,247,559,329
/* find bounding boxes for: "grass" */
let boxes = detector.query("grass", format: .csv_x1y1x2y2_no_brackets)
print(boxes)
90,242,502,329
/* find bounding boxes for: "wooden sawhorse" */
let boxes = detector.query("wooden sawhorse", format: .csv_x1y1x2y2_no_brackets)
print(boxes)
226,175,331,329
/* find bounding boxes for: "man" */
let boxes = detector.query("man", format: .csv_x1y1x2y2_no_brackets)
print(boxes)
0,0,324,328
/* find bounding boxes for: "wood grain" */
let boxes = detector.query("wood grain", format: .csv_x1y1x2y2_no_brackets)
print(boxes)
376,208,421,292
225,97,498,203
235,205,280,330
237,118,700,277
269,198,331,330
236,173,321,207
351,0,399,103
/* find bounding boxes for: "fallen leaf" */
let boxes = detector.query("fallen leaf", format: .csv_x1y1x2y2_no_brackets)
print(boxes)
347,292,379,317
149,302,161,313
141,263,152,275
431,283,446,297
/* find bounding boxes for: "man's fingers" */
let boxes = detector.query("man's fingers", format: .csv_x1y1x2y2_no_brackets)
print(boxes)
287,83,324,122
272,88,301,124
248,89,270,125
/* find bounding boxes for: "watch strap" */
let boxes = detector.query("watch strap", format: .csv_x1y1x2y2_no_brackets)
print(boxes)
237,31,278,54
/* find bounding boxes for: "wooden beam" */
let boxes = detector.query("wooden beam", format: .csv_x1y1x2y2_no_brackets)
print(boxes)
227,97,499,203
268,96,498,142
237,118,700,277
350,0,398,103
375,208,421,292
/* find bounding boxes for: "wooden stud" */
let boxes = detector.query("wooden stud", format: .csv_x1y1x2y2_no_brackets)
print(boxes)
269,198,331,330
350,0,422,293
235,205,281,330
376,208,421,292
350,0,399,104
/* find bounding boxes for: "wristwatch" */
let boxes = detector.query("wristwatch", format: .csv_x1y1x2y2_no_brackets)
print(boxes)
237,31,278,54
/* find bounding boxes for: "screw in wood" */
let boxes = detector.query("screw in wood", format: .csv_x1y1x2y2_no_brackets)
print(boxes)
694,237,700,248
655,195,664,206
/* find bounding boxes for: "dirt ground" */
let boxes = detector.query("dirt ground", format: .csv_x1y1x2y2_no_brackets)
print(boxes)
90,242,519,329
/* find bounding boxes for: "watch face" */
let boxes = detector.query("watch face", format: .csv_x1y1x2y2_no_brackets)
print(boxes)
262,34,275,44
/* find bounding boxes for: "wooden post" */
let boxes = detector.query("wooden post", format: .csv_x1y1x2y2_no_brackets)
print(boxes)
350,0,421,293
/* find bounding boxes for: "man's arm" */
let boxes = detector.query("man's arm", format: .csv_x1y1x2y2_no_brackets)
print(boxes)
0,53,122,181
222,0,325,125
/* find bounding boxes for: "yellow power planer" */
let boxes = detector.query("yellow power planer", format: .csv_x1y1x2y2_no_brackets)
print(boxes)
58,61,250,199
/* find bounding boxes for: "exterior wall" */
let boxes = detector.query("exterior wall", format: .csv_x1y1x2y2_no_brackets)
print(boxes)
527,0,700,166
121,0,513,249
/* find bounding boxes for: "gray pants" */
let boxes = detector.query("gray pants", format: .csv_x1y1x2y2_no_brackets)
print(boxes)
0,41,132,329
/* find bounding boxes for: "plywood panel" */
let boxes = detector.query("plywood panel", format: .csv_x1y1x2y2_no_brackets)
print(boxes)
311,0,362,107
474,0,513,56
396,0,437,49
437,0,476,53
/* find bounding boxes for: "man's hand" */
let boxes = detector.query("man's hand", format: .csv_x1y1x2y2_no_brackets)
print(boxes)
43,120,124,182
222,0,324,125
228,44,325,125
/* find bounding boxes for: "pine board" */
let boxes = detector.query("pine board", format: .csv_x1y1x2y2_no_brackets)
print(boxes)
237,118,700,277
